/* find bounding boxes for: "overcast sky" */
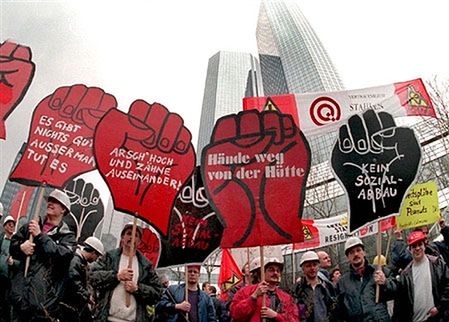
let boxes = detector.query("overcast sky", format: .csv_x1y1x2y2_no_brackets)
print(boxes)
1,0,448,190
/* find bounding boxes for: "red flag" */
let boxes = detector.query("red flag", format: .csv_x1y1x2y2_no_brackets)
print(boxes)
9,186,35,221
218,249,243,301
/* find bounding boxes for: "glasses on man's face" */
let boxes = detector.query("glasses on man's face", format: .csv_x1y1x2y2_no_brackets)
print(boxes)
410,242,424,249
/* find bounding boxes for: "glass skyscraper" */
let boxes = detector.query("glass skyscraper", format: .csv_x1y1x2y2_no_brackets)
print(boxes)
257,0,344,95
196,51,262,159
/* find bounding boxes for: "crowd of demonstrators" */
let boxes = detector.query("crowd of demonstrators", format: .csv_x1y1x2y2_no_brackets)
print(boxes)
230,258,299,321
9,189,76,322
3,189,449,322
90,222,163,322
156,264,216,322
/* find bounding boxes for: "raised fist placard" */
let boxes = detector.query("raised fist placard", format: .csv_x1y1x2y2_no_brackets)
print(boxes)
63,178,104,243
202,110,310,248
158,166,223,267
94,100,195,235
331,110,421,232
0,40,35,139
10,84,117,187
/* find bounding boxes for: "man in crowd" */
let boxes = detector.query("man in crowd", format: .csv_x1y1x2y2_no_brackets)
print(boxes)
330,268,341,287
336,236,396,322
60,236,105,322
392,230,449,322
230,257,299,321
295,251,337,322
317,251,332,281
90,222,162,322
9,189,76,322
0,216,17,322
156,264,216,322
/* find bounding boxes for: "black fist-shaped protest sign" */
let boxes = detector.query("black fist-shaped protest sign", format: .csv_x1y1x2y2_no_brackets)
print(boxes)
202,110,310,248
331,110,421,232
63,178,104,243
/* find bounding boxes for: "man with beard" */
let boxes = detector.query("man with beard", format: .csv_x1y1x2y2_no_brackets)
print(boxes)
392,230,449,322
336,237,396,322
230,258,298,321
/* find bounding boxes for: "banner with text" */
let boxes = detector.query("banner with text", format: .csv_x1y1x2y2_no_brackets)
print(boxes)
293,214,395,251
243,78,436,137
396,181,441,229
202,110,311,248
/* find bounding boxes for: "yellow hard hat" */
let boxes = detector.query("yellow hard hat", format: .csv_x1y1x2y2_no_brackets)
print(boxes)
373,255,387,266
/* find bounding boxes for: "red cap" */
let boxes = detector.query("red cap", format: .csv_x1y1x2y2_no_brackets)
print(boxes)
407,231,427,246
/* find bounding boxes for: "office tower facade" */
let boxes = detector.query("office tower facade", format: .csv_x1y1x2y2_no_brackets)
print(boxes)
257,0,344,96
196,51,262,160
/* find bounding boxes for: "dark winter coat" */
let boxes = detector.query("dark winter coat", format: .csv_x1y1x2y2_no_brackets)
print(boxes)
392,254,449,322
89,248,162,322
9,219,76,319
60,252,94,322
294,276,338,322
336,260,396,322
156,283,216,322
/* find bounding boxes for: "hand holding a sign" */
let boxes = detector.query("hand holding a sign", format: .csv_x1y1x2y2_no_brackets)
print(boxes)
10,84,117,187
0,40,35,139
94,100,195,235
202,110,310,247
331,110,421,232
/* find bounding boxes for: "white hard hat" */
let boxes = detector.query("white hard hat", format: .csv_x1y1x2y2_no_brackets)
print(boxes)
264,257,284,271
344,236,364,255
249,257,262,272
3,215,15,226
84,236,104,256
48,189,71,213
299,251,320,266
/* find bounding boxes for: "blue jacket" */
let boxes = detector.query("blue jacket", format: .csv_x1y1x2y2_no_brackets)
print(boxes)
156,283,216,322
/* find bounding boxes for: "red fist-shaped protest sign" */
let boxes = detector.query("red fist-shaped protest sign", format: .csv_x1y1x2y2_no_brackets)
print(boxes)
10,84,117,187
94,100,195,235
0,40,35,139
202,110,311,248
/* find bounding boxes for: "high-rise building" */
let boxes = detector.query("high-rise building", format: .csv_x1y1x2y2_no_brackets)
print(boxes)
257,0,344,95
196,51,262,159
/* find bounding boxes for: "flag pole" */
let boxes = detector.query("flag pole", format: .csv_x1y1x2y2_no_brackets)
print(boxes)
375,220,382,303
14,190,27,233
259,245,267,322
185,265,189,322
292,245,296,285
125,215,138,307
